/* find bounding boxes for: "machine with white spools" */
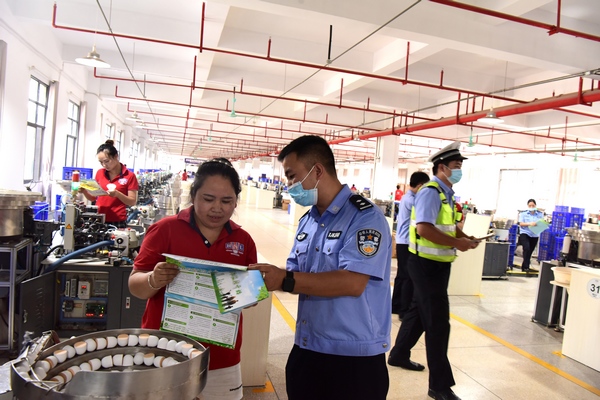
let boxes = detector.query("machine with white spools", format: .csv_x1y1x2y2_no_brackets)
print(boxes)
11,328,209,400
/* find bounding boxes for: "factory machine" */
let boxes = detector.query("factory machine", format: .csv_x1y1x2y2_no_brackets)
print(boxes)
0,192,149,353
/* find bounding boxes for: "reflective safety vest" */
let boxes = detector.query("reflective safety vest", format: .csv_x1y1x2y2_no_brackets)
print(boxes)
408,181,457,262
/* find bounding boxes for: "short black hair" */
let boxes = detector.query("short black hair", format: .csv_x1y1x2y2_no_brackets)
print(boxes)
527,199,536,205
432,160,451,175
277,135,337,177
409,172,430,188
191,158,241,199
97,139,118,158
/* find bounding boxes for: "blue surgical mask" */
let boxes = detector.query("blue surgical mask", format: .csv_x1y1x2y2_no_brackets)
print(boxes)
444,166,462,185
529,207,537,212
288,165,319,206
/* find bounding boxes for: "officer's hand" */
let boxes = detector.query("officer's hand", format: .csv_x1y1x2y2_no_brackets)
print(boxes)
455,237,479,252
531,221,537,226
248,263,286,291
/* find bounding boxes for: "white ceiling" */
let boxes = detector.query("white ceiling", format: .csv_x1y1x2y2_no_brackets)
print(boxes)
6,0,600,163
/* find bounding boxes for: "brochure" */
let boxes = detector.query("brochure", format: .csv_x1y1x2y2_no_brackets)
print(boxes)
79,180,108,196
529,220,549,236
159,254,269,349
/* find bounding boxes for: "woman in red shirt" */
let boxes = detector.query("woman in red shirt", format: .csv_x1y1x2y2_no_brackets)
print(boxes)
129,158,257,400
81,140,138,227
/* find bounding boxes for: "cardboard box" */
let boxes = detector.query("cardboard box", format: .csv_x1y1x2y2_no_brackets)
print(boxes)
282,200,290,212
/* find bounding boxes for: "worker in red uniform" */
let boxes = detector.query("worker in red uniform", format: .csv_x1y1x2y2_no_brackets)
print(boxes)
81,139,138,228
394,184,404,201
129,158,256,400
182,169,188,181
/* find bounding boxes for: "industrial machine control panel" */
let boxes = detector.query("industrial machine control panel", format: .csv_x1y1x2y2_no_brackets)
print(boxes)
58,270,110,331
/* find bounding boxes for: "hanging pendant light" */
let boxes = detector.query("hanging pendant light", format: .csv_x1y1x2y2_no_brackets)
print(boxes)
477,108,504,125
75,45,110,69
126,111,142,122
468,126,475,147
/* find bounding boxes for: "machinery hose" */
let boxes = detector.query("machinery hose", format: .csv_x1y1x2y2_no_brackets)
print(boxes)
45,240,114,273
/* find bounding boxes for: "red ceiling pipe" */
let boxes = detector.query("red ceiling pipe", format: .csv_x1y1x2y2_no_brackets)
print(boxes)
115,86,384,132
429,0,600,43
65,4,599,121
51,3,519,105
329,88,600,145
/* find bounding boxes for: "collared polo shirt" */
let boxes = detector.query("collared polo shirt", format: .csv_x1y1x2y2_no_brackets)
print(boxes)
95,163,139,222
133,206,257,370
287,185,392,357
395,189,415,245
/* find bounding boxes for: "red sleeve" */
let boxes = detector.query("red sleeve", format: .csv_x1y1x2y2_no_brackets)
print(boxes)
127,172,139,191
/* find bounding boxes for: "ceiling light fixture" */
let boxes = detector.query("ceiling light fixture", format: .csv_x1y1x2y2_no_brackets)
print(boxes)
230,88,237,118
75,45,110,69
477,108,504,125
126,111,142,122
468,126,475,147
583,68,600,80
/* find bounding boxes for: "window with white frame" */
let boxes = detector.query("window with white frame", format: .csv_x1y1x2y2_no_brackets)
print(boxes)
25,76,49,183
115,129,123,155
104,122,114,141
65,101,80,167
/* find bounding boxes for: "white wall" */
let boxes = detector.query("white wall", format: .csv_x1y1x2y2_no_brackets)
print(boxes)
0,1,161,201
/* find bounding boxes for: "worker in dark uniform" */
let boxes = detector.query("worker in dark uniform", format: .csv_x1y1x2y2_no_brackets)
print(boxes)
250,135,391,400
388,141,479,400
391,171,430,319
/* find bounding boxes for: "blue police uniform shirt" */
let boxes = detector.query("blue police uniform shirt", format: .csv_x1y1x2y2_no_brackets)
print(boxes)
395,189,415,245
286,185,392,357
414,176,455,226
519,210,544,237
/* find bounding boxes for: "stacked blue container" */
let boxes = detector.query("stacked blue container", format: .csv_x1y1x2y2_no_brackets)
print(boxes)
508,224,519,266
63,167,93,180
538,229,553,261
570,207,585,229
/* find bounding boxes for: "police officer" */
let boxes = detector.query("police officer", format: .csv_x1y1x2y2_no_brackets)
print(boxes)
389,141,479,400
250,135,392,400
391,171,430,319
518,199,543,272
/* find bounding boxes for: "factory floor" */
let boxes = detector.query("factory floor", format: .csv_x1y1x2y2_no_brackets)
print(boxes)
234,202,600,400
1,203,599,399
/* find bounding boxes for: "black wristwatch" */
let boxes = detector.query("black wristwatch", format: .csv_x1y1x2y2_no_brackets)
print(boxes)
282,270,295,293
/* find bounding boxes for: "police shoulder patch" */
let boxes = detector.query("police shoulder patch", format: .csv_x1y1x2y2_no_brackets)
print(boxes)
356,229,382,257
349,195,373,211
296,232,308,241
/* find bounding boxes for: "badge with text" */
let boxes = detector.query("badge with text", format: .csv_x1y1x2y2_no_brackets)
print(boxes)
327,231,342,239
356,229,382,257
588,278,600,299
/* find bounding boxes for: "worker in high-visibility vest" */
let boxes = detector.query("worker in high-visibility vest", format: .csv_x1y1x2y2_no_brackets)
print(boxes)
388,141,480,400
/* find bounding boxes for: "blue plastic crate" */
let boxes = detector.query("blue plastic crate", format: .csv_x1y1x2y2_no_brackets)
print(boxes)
63,167,93,180
570,207,585,215
554,205,569,213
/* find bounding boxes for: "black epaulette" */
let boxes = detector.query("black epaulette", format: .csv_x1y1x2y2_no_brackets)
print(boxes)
349,195,374,211
299,210,310,220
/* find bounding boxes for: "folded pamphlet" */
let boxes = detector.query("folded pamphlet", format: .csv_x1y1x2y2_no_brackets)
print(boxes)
159,254,269,348
529,220,549,235
79,180,108,196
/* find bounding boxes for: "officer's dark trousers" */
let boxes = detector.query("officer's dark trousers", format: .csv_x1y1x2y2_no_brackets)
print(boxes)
518,233,539,270
398,253,456,391
391,244,413,316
